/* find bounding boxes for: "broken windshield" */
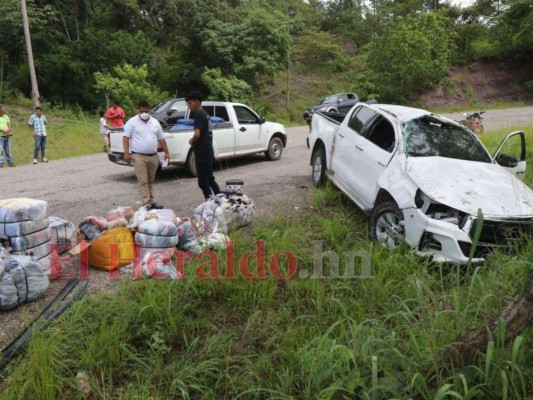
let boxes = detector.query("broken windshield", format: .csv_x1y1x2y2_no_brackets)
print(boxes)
402,117,492,163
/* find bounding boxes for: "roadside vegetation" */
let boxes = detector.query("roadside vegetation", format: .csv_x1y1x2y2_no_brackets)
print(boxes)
4,96,102,166
1,127,533,398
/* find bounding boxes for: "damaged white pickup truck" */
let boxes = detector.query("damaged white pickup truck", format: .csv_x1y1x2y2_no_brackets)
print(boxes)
308,103,533,264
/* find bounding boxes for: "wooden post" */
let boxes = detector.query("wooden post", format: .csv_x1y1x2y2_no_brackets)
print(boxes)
21,0,40,108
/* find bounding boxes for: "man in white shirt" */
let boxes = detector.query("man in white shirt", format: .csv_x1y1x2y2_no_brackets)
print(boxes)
123,100,170,210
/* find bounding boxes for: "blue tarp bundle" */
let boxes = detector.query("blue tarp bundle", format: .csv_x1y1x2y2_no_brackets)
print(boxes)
169,117,228,131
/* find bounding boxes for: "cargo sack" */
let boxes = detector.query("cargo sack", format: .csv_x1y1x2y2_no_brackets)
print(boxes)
9,226,52,252
137,220,178,237
135,232,179,249
128,207,176,230
138,248,181,280
8,256,49,302
177,221,201,254
0,218,49,237
0,266,18,311
106,206,134,222
89,228,134,271
0,198,49,223
199,233,230,251
49,217,75,249
38,254,51,275
14,240,51,261
79,216,109,241
107,218,128,230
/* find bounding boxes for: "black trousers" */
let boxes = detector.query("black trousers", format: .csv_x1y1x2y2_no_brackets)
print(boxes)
195,152,221,199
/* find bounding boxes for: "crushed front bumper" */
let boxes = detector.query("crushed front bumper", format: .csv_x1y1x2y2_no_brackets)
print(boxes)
403,208,484,264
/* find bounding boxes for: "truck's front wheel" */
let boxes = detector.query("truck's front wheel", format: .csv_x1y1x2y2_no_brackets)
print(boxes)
185,151,197,177
311,147,326,187
265,137,283,161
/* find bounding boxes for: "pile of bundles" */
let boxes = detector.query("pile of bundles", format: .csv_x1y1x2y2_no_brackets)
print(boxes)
76,182,255,280
0,246,49,311
129,208,181,279
0,198,76,275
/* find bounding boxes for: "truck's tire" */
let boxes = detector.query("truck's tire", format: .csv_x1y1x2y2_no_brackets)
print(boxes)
311,147,326,187
265,136,283,161
371,201,405,249
185,151,197,177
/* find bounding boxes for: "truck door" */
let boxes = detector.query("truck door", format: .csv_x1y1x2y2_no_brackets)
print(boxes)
330,106,379,208
204,105,236,158
232,105,263,154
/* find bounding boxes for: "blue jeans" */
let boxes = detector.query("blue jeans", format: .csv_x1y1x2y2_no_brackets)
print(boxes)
34,135,47,160
0,136,14,166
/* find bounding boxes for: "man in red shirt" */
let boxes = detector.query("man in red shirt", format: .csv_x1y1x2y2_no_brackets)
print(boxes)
106,100,126,127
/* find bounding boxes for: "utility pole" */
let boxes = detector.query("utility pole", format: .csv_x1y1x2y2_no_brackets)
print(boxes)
21,0,40,108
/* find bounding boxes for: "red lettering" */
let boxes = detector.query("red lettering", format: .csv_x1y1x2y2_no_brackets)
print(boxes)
270,251,297,279
196,251,220,279
239,241,266,279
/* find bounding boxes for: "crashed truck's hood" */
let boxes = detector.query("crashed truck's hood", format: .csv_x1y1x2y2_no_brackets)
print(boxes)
405,157,533,218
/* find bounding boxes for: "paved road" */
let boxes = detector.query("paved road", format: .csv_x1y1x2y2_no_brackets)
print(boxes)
0,126,312,224
444,107,533,131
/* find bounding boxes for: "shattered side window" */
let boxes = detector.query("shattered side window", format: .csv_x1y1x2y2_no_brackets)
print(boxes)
403,117,491,163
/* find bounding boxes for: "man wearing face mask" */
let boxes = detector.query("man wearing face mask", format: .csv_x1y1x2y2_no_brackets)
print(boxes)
123,100,170,210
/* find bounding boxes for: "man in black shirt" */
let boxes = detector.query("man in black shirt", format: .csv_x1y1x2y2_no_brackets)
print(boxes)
186,91,221,200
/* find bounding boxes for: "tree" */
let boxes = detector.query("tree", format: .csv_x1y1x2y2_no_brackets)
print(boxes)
201,68,253,103
94,64,169,117
366,13,455,101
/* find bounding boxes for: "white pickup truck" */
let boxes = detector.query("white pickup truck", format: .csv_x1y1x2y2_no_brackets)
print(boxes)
308,102,533,264
108,101,287,176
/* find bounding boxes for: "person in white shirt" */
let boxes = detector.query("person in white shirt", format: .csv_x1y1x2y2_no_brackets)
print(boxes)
123,100,170,210
99,111,110,152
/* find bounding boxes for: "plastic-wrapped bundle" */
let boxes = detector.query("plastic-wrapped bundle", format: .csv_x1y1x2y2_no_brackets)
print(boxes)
38,254,51,275
128,208,176,230
0,198,48,223
137,220,178,237
108,218,129,230
198,233,230,251
138,248,181,280
9,226,52,252
14,240,51,261
49,217,75,249
0,266,18,311
0,218,49,237
135,232,179,249
8,256,49,302
79,216,109,241
177,221,202,254
0,246,10,264
106,206,134,222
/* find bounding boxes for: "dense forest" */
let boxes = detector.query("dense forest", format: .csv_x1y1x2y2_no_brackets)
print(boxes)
0,0,532,116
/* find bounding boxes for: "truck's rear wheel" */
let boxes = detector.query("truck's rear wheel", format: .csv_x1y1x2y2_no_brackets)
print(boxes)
185,151,197,177
311,147,326,187
265,137,283,161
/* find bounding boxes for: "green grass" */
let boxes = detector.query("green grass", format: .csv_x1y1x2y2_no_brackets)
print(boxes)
2,102,105,166
1,177,533,398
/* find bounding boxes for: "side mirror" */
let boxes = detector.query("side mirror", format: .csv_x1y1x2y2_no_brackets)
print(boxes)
167,108,177,116
259,117,266,124
337,98,342,103
496,154,519,168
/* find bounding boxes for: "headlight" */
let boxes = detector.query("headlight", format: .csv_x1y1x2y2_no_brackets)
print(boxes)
415,189,462,225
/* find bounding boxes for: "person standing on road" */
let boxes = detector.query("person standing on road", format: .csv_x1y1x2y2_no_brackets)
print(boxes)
185,91,221,201
106,100,126,128
0,105,15,168
99,111,110,152
123,100,170,211
28,106,48,164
